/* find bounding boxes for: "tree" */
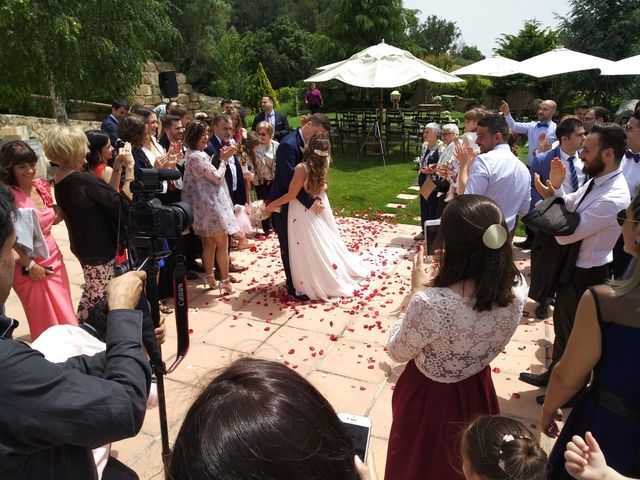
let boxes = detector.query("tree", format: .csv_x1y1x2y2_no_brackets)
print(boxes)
0,0,177,122
244,63,278,113
458,45,485,62
242,17,319,90
492,20,557,97
326,0,413,56
409,15,462,57
556,0,640,107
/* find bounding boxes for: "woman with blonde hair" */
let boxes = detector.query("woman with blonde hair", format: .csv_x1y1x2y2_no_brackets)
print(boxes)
253,120,279,235
266,134,368,300
44,125,133,321
542,193,640,479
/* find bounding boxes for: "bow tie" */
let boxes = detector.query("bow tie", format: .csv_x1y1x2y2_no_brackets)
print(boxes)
222,141,231,147
536,122,549,128
625,149,640,163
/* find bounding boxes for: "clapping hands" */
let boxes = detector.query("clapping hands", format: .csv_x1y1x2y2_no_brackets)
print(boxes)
534,157,566,199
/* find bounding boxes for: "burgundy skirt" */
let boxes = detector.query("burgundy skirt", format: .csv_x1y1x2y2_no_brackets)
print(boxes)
385,360,499,480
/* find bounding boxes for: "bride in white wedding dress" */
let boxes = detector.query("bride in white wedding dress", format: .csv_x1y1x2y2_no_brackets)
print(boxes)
266,134,369,300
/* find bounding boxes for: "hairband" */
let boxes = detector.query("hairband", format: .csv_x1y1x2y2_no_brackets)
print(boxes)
482,224,508,249
498,434,530,472
313,149,330,157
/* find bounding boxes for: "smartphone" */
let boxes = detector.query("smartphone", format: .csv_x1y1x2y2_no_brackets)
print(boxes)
338,412,372,462
423,219,442,259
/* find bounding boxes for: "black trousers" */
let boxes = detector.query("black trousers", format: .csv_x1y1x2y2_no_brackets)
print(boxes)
551,264,609,366
254,182,273,233
272,210,293,291
310,103,320,114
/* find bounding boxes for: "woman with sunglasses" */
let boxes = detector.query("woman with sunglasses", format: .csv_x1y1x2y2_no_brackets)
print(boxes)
542,194,640,479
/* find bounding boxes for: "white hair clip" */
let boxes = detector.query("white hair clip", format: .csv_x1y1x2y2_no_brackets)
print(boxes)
313,149,330,157
482,224,508,249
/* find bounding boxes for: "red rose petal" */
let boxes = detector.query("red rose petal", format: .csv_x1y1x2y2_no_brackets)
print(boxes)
288,349,295,354
359,386,367,391
367,365,374,369
511,392,521,399
264,326,271,331
492,367,501,373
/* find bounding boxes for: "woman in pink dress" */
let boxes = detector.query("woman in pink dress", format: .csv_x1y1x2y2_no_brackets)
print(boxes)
0,141,77,339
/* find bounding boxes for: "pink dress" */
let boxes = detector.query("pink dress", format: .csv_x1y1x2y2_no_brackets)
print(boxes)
11,180,77,340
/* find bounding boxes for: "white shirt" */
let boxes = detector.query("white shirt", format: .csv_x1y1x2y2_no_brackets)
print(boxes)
216,135,238,191
559,148,586,193
621,152,640,199
554,168,630,268
465,144,532,231
505,114,557,165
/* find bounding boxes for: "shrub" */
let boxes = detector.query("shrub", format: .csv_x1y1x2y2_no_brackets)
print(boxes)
244,63,278,113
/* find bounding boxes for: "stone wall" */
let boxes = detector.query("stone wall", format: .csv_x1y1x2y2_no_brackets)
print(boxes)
132,61,226,114
0,114,100,143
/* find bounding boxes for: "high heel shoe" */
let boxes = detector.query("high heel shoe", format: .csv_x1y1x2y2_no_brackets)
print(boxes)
217,278,237,295
205,274,217,290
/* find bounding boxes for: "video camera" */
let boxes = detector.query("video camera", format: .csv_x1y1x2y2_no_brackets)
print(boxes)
115,167,194,463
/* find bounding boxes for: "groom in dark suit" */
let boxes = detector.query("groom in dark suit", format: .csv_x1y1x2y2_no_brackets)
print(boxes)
252,95,291,142
269,113,330,300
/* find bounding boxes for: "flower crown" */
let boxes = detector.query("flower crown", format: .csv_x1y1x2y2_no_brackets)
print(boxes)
313,148,330,157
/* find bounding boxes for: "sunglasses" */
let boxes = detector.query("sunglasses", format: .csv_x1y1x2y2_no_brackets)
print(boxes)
616,209,640,226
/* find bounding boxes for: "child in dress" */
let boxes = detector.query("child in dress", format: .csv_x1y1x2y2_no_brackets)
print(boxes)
461,415,547,480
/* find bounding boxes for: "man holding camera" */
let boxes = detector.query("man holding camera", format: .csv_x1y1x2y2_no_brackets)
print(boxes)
0,183,151,479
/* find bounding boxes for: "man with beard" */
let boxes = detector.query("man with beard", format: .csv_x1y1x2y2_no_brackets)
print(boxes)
528,124,630,405
464,113,531,236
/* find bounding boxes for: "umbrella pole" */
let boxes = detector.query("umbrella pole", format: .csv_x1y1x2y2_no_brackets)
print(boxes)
379,88,386,170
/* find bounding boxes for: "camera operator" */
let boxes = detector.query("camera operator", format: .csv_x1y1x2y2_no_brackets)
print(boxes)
0,182,151,480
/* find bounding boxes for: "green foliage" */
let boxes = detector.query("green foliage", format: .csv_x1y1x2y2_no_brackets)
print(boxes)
409,15,462,56
0,0,177,108
556,0,640,108
326,0,412,56
244,63,278,113
277,86,302,105
242,17,318,90
492,20,557,97
458,45,485,62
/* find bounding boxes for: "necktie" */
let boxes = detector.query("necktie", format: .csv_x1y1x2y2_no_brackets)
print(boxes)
567,155,579,192
576,179,595,210
536,122,549,128
624,149,640,163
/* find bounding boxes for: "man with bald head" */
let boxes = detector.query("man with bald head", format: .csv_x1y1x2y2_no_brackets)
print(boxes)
501,99,558,248
500,99,558,166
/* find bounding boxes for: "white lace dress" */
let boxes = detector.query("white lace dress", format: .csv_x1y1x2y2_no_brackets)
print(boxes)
388,276,528,383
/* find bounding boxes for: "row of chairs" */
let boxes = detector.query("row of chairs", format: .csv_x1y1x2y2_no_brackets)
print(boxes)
328,111,460,158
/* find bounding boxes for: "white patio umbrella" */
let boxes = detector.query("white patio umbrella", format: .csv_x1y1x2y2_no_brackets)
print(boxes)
450,54,521,77
517,47,615,78
600,54,640,75
305,40,463,87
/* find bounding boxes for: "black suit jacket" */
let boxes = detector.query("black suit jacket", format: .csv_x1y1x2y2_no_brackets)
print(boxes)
101,115,119,147
205,136,247,206
252,111,291,142
269,129,315,211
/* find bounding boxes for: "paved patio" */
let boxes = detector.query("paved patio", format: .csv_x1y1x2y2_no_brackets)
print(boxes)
5,217,561,479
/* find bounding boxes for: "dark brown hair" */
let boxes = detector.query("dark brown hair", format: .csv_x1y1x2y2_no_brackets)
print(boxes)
166,358,358,480
304,134,330,196
117,114,146,147
85,130,110,173
462,415,547,480
183,120,208,150
307,113,330,131
433,195,521,311
0,140,38,185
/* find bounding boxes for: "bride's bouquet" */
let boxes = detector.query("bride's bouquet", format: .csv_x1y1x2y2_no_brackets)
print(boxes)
249,200,271,222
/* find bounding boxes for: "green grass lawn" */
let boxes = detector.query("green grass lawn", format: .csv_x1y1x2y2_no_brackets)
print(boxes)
245,113,530,233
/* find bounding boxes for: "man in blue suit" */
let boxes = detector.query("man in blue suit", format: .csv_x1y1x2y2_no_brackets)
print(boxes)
520,116,586,388
100,99,129,147
252,96,291,142
269,113,329,300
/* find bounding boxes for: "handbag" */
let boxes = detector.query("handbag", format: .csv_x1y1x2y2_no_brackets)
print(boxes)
420,176,437,200
521,196,579,236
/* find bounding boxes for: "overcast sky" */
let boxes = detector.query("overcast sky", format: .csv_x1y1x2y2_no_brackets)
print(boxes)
403,0,571,56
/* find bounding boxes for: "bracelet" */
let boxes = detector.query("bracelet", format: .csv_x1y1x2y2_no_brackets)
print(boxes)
25,260,36,271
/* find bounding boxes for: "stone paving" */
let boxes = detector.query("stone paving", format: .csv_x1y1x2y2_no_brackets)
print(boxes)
5,217,562,479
